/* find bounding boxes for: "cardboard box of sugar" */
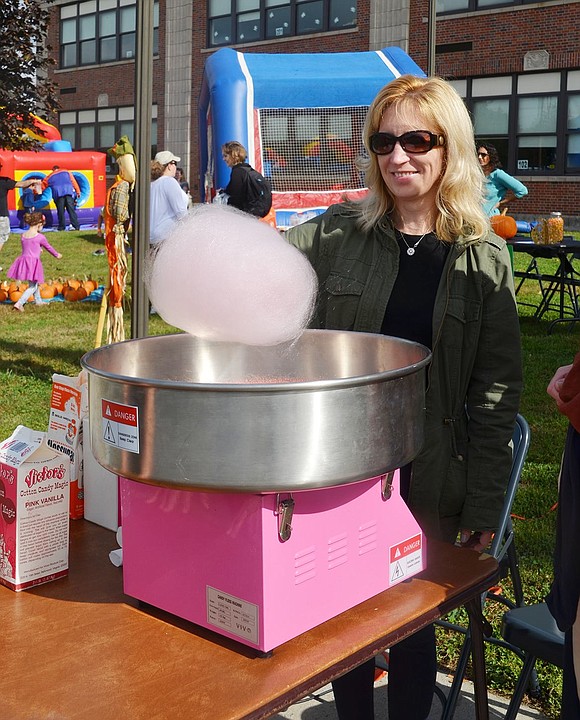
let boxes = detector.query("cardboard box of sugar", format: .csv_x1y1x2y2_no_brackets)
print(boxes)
0,426,70,592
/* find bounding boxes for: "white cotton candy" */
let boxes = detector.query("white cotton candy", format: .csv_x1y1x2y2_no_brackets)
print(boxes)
146,204,318,346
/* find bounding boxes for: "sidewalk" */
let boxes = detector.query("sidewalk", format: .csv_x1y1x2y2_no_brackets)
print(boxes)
272,670,549,720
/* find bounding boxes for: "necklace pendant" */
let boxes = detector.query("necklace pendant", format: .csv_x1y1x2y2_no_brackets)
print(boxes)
407,247,415,256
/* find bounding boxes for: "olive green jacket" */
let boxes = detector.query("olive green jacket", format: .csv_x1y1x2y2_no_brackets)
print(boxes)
287,204,523,540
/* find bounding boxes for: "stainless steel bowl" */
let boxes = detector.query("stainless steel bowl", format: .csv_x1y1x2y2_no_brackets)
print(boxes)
81,330,431,492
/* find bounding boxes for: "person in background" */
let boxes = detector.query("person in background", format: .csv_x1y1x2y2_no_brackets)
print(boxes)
43,165,81,231
97,206,105,238
221,141,255,212
0,161,38,268
149,150,188,245
175,167,190,194
287,74,522,720
19,178,43,229
7,211,62,312
175,167,192,209
477,142,528,216
547,356,580,718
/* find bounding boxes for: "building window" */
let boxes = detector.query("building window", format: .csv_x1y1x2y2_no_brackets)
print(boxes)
59,106,158,164
453,71,578,176
437,0,533,14
60,0,159,69
516,96,558,172
567,71,580,172
208,0,357,46
567,94,580,171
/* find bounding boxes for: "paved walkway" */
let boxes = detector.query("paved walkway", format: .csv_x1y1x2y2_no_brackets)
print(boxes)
272,670,549,720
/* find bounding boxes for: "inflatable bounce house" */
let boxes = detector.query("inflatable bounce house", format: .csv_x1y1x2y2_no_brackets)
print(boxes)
0,115,106,230
199,47,424,229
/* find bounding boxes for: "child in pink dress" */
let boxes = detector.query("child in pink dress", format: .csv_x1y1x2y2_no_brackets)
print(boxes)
7,211,62,312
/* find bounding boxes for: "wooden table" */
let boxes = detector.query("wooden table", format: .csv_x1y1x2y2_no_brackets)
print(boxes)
1,521,498,720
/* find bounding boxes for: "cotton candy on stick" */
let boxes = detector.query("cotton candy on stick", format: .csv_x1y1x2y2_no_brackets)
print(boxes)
147,204,318,346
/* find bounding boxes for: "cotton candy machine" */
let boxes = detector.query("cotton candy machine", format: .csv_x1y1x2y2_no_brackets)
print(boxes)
81,329,431,652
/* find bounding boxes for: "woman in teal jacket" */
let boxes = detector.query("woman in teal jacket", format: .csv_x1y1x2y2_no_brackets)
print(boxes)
287,75,522,720
478,142,528,216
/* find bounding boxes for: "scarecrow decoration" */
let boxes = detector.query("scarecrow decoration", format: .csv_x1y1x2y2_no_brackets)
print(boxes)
96,136,135,346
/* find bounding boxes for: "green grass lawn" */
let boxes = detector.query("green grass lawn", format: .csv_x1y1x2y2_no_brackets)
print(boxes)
1,227,579,718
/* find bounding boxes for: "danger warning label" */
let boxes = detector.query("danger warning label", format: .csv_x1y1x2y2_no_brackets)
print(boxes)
388,533,423,586
101,399,139,454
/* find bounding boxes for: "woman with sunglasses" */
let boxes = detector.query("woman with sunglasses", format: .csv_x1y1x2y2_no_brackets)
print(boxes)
477,142,528,216
287,75,522,720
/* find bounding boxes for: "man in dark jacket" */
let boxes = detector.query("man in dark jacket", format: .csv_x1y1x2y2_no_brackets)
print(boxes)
0,160,38,268
547,355,580,717
43,165,81,231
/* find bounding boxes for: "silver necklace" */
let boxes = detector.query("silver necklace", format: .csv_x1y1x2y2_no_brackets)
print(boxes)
398,230,429,256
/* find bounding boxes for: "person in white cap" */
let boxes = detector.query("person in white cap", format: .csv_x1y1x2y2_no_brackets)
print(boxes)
150,151,188,245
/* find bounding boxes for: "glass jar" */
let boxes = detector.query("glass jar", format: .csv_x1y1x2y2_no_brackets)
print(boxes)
531,212,564,245
547,212,564,244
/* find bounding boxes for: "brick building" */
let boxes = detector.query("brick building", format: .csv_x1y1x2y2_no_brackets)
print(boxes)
47,0,579,225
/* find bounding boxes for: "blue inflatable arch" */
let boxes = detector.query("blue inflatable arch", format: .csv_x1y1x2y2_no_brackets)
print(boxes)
199,47,425,227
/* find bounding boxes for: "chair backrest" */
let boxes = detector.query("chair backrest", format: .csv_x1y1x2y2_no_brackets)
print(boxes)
488,413,531,563
435,414,531,720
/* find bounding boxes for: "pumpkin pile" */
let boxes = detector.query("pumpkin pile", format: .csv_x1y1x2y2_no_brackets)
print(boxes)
0,277,100,304
0,281,32,304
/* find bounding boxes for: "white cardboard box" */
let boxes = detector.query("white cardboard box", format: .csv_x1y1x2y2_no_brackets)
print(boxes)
83,418,119,532
0,426,70,591
47,372,87,520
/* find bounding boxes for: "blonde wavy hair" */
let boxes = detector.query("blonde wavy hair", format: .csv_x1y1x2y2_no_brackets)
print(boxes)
355,75,488,243
222,141,247,166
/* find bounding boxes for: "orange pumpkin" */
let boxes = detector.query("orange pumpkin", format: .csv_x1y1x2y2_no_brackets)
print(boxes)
9,290,23,303
63,288,80,302
490,213,517,240
76,287,88,301
83,279,97,294
40,283,56,299
0,288,7,303
67,278,81,290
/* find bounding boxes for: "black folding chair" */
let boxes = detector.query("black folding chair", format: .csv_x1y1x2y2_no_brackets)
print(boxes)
435,413,531,719
500,602,565,720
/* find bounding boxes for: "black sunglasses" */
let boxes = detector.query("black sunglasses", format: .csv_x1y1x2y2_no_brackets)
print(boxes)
369,130,445,156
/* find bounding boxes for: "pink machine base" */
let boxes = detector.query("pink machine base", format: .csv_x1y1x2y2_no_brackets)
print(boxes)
120,472,426,652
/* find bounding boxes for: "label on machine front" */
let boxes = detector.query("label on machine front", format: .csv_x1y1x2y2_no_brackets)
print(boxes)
389,533,423,585
101,399,139,454
207,586,259,645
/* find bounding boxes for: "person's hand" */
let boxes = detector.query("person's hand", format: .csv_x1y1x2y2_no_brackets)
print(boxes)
459,529,493,553
547,363,573,404
56,253,62,259
97,228,103,238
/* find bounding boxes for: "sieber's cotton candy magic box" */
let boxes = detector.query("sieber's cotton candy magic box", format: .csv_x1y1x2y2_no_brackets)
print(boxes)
0,426,70,592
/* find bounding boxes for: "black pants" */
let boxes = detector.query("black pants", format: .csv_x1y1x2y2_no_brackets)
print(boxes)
55,195,79,230
332,464,438,719
331,625,437,720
